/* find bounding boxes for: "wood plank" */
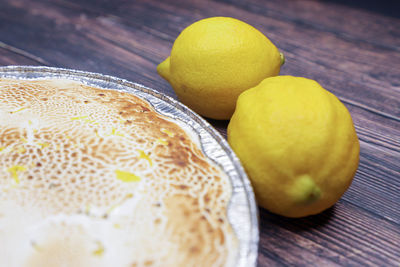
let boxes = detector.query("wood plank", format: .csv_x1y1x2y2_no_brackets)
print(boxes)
214,0,400,50
0,0,181,95
0,46,43,66
259,201,400,266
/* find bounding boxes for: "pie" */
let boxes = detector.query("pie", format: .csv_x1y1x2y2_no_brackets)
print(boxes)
0,78,238,267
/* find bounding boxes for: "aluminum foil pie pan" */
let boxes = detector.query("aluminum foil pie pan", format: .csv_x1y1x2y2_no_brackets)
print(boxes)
0,66,259,267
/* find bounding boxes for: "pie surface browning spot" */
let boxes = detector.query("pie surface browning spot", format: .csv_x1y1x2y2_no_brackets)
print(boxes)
0,78,238,267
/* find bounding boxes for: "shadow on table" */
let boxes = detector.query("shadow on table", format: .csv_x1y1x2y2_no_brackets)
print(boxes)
206,118,230,138
259,205,335,232
321,0,400,18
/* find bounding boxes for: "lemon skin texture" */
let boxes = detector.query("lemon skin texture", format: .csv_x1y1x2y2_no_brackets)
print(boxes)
157,17,282,120
227,76,360,218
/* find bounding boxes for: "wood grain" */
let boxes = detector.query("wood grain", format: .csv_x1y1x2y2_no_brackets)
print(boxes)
0,0,399,266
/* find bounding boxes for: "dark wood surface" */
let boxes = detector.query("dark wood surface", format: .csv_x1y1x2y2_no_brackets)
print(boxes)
0,0,399,266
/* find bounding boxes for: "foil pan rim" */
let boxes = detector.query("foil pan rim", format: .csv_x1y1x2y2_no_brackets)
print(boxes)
0,65,259,267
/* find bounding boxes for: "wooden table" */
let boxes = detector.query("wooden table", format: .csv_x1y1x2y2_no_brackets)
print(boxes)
1,0,399,265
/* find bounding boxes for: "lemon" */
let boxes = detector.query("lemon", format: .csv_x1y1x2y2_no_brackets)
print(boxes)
157,17,283,120
227,76,360,218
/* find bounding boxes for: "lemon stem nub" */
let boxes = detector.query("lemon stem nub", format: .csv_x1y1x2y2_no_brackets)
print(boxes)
280,52,285,66
157,56,171,82
289,175,321,205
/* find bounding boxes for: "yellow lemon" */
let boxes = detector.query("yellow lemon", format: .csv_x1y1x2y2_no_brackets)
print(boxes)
157,17,283,120
227,76,360,218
